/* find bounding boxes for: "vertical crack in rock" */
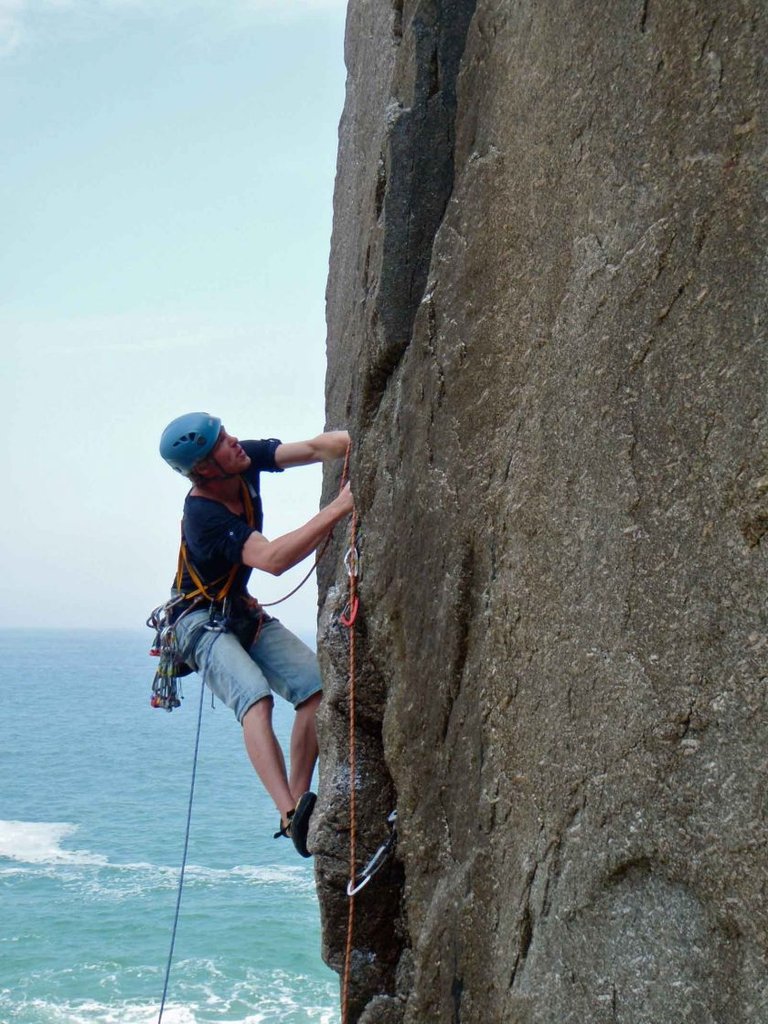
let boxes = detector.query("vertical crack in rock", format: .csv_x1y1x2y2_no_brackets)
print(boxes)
363,0,478,423
319,4,481,1022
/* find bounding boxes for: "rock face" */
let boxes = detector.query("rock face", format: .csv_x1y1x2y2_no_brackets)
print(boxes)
315,2,767,1022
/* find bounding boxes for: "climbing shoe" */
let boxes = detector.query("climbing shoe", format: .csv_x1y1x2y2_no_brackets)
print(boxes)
273,791,316,858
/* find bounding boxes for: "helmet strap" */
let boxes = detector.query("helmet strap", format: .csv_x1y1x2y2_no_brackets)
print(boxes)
209,454,241,480
192,453,239,482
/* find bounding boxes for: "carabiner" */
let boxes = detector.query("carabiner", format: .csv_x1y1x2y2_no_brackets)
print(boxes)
340,595,359,628
344,545,361,581
346,811,397,896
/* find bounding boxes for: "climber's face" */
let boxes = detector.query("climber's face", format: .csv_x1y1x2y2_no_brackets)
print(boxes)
198,428,251,477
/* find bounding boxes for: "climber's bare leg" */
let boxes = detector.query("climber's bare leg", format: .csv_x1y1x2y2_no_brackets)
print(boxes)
242,697,294,823
289,691,322,801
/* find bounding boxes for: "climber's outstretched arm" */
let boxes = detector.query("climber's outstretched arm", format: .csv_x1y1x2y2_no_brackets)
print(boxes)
275,431,350,468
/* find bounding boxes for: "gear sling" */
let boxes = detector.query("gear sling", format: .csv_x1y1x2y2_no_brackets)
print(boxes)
147,477,256,710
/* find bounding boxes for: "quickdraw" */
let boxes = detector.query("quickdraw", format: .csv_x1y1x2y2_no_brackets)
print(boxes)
346,811,397,896
339,542,361,627
343,543,361,580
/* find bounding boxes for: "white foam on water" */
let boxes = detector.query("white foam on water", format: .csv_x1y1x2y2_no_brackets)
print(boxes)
0,991,339,1024
0,951,338,1022
78,860,315,903
0,862,317,915
0,821,313,895
185,862,314,889
0,820,107,867
214,966,339,1023
0,997,197,1023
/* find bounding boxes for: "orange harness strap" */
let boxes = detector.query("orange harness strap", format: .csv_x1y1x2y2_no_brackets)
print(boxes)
174,477,255,604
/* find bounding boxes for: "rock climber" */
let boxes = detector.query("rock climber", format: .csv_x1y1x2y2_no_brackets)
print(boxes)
158,411,353,857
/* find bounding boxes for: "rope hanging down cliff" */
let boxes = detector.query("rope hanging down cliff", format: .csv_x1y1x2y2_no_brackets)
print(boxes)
340,517,398,895
339,480,398,1023
341,502,359,1024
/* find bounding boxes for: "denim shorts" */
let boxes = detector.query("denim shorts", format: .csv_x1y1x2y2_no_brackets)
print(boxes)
174,610,322,723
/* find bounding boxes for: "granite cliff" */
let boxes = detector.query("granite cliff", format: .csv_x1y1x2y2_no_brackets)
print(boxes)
313,2,767,1022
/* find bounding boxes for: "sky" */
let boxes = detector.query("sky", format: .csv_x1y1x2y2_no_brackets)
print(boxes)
0,0,349,637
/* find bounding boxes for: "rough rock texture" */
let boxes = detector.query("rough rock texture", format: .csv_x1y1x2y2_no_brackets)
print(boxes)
315,2,767,1022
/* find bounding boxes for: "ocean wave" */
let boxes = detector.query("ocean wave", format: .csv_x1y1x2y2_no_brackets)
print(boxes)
0,822,315,904
0,997,197,1023
0,821,107,867
0,821,311,884
0,966,339,1023
0,861,313,895
0,1001,338,1024
76,862,316,903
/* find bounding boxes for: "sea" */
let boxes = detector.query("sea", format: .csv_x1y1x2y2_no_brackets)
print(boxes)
0,629,339,1024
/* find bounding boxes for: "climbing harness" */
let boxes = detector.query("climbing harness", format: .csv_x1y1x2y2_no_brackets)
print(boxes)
175,476,256,610
147,473,342,709
346,810,398,896
146,477,257,710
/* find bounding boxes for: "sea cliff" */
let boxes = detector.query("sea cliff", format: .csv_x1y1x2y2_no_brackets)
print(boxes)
314,2,767,1021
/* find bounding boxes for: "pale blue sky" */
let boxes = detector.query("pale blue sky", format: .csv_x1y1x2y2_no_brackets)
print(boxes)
0,0,349,634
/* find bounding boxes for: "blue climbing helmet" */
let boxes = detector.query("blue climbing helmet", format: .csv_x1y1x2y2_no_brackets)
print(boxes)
159,412,221,475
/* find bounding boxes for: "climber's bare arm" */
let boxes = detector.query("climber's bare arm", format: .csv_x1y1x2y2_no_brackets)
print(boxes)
274,431,350,468
241,483,354,575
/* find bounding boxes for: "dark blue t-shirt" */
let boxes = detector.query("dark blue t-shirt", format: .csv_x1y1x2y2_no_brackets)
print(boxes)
176,438,283,599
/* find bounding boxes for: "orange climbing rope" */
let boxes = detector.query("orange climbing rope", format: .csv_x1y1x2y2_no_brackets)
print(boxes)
340,445,359,1024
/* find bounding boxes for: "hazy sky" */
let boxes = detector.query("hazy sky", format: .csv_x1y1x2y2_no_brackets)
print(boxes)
1,0,349,636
